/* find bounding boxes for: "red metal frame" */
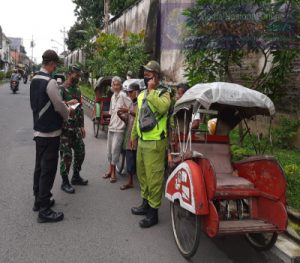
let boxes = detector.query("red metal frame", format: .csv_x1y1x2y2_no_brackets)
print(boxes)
94,97,111,126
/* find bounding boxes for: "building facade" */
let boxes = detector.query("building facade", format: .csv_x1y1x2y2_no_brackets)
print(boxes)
0,32,12,72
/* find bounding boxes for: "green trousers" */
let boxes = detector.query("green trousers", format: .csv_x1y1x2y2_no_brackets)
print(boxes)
60,128,85,179
136,138,167,209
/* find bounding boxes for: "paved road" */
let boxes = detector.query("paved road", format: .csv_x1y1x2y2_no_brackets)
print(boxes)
0,82,283,263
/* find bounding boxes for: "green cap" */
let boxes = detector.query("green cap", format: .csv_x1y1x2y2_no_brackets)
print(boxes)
142,60,161,74
69,64,81,73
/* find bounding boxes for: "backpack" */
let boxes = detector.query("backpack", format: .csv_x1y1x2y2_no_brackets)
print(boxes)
139,90,163,132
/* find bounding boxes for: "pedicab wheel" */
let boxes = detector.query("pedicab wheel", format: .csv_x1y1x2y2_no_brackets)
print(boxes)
170,201,201,259
245,232,278,251
93,119,100,138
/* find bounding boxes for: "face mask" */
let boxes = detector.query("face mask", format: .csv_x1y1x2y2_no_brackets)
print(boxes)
144,77,153,87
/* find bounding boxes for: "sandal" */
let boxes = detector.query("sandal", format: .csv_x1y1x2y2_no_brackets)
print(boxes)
110,177,117,183
120,184,133,190
103,173,111,179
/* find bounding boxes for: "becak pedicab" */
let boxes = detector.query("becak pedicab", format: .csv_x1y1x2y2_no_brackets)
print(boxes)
165,82,287,259
93,76,113,137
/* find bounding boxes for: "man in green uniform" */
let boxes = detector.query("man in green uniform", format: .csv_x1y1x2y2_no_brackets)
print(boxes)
131,61,171,228
60,65,88,194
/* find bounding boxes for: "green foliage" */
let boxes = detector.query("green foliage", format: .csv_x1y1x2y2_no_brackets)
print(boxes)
79,83,95,100
86,32,149,79
72,0,138,28
230,126,300,210
55,65,68,75
0,71,5,80
5,70,13,79
66,21,89,51
110,0,138,15
73,0,104,28
285,164,300,211
273,117,300,149
183,0,300,102
231,145,253,161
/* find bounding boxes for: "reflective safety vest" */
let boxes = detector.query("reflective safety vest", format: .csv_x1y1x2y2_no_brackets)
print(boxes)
137,90,168,141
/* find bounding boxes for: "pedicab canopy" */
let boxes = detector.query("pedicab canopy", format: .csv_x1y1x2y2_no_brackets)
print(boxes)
94,76,113,91
174,82,276,133
175,82,275,116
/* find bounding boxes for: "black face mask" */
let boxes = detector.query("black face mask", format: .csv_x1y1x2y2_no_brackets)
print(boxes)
144,77,153,87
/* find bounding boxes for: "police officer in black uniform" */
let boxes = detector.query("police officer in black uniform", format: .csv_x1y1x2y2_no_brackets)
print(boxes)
30,50,73,223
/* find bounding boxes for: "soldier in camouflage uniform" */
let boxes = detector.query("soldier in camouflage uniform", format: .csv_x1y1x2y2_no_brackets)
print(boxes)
60,65,88,194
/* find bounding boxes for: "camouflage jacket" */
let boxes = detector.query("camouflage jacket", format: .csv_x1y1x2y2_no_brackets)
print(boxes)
60,84,84,129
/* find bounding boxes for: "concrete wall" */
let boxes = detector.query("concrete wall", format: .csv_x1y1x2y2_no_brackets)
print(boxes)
159,0,193,82
106,0,192,83
107,0,150,38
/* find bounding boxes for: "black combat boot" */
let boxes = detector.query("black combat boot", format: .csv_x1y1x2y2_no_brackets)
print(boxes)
139,207,158,228
33,197,55,212
38,208,64,223
131,199,150,215
61,177,75,194
71,172,88,185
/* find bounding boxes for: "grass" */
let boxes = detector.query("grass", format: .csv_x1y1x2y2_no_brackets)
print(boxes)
230,128,300,211
289,220,300,235
79,83,95,100
0,79,9,85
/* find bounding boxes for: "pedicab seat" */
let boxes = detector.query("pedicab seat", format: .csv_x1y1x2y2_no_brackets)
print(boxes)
193,143,254,189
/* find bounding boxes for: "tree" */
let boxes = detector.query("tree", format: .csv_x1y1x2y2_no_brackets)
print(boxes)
184,0,300,102
86,32,149,79
66,21,90,51
72,0,104,28
110,0,138,15
72,0,138,28
20,45,27,54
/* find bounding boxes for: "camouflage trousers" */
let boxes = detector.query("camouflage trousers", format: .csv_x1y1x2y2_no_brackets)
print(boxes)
60,128,85,179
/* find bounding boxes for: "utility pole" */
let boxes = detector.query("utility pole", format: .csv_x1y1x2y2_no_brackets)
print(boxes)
104,0,110,33
60,27,67,52
30,36,35,71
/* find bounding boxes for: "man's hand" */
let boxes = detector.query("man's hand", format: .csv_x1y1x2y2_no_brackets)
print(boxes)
67,99,79,106
118,107,129,114
69,107,75,118
130,139,137,150
80,127,86,139
147,78,156,91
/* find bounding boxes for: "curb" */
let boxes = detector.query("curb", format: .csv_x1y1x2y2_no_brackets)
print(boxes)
82,95,94,111
288,208,300,225
272,235,300,263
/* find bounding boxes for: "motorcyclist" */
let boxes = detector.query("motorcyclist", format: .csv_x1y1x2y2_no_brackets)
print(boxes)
11,69,20,82
10,69,20,91
23,70,28,84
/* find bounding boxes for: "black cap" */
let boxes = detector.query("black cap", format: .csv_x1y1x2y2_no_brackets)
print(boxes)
127,83,140,92
42,49,61,64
